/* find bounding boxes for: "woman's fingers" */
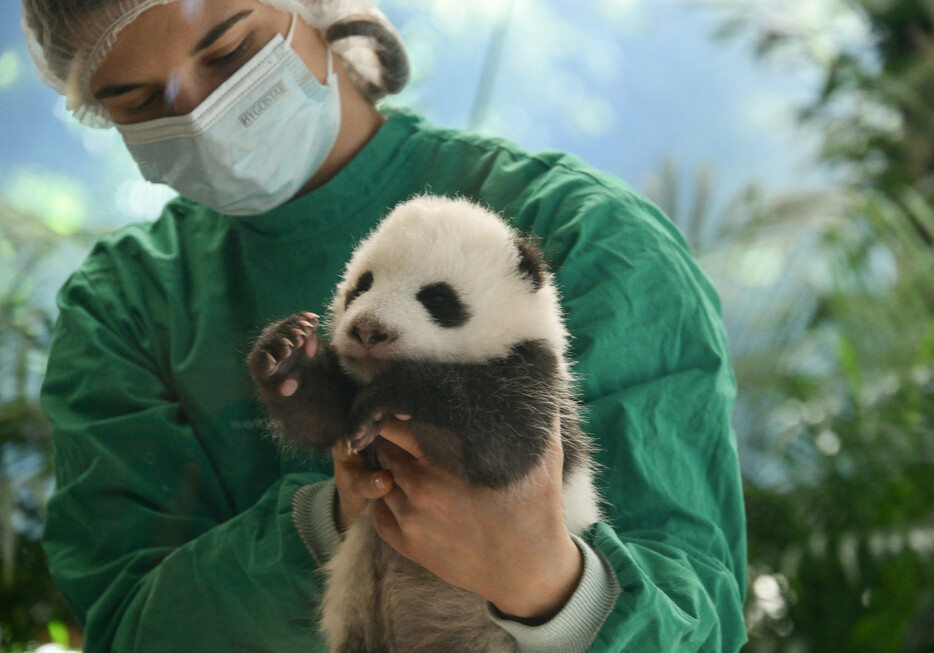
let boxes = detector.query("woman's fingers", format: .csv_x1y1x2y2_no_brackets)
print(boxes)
377,417,426,460
331,440,393,531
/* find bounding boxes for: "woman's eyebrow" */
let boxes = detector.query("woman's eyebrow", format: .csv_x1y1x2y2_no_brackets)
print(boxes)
190,9,254,55
92,9,256,101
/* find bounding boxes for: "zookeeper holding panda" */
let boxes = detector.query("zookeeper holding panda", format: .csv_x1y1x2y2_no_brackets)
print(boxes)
22,0,748,650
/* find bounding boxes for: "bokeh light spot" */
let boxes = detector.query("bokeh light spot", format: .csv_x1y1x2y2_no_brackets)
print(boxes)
5,168,88,235
0,50,23,89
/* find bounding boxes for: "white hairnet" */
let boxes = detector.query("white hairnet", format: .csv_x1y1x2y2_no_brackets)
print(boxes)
21,0,408,127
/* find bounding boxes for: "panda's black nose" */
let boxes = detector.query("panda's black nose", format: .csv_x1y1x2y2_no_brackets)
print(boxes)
350,324,391,349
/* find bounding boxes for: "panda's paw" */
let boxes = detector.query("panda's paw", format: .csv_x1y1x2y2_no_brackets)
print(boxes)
248,312,321,397
346,412,387,455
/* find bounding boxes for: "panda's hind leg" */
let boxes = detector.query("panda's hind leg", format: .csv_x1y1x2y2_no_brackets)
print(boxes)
321,512,387,652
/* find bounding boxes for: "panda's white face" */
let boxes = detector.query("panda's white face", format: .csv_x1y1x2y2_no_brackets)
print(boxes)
328,196,568,382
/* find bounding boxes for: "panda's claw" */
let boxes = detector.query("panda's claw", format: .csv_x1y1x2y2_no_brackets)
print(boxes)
347,416,386,454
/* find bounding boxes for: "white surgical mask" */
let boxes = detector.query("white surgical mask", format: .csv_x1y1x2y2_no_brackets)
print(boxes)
116,14,341,216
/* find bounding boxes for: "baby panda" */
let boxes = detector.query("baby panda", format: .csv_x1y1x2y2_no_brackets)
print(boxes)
248,195,601,653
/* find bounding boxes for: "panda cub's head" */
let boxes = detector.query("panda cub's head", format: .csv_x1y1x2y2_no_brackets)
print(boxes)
328,195,568,382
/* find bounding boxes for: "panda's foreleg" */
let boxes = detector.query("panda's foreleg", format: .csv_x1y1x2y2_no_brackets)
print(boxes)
248,312,357,450
346,341,560,487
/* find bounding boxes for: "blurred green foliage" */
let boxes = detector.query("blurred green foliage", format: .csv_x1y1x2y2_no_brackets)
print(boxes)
0,202,87,651
735,189,934,652
695,0,934,650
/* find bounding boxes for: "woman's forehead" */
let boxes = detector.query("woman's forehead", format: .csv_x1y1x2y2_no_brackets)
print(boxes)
89,0,276,89
109,0,272,49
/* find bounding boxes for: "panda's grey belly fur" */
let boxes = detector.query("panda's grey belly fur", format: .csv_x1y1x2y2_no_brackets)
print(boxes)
247,196,601,653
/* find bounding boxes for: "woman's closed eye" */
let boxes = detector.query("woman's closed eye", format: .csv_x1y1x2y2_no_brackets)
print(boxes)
130,90,164,114
206,35,254,69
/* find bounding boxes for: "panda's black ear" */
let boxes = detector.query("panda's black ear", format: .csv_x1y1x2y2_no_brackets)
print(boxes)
514,237,547,292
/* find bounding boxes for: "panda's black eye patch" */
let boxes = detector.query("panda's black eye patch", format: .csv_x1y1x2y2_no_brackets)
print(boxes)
416,282,470,328
345,271,374,308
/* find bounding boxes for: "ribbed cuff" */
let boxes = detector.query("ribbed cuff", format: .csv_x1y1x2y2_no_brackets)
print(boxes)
291,479,343,567
489,534,621,653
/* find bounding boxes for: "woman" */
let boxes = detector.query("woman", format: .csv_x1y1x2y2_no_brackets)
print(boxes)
21,0,748,650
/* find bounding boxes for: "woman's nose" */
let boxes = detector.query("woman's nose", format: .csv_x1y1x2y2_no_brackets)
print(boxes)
164,68,219,116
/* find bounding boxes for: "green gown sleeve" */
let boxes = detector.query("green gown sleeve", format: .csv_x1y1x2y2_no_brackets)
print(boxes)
40,266,330,653
523,179,748,651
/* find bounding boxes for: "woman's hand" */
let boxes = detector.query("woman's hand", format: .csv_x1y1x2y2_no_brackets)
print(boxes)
331,440,393,532
371,417,583,621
